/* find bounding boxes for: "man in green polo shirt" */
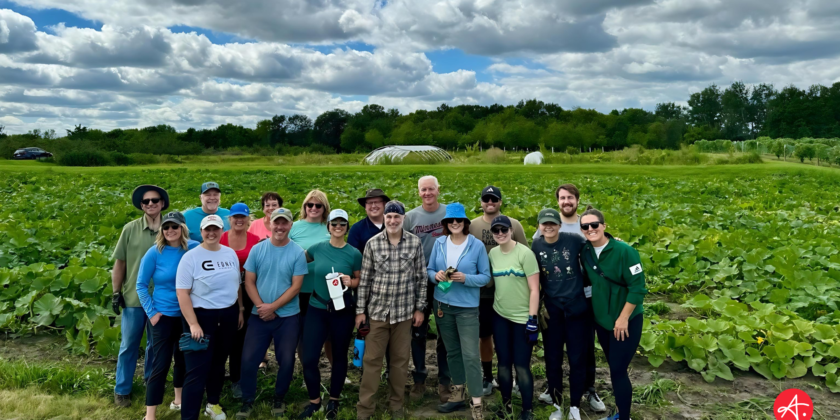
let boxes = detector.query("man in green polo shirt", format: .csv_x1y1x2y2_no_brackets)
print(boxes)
112,184,169,407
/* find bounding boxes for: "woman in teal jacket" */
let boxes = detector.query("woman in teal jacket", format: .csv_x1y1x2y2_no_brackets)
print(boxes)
579,206,647,420
426,203,491,419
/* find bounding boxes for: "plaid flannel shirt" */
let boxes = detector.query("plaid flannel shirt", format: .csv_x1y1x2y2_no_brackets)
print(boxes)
356,230,428,324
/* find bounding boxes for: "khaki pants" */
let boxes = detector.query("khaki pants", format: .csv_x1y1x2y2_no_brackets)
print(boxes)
357,316,412,419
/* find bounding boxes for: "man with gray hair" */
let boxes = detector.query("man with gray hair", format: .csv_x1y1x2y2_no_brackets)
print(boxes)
355,200,427,419
404,175,450,402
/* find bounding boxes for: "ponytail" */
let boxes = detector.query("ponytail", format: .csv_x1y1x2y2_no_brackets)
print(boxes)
581,205,605,224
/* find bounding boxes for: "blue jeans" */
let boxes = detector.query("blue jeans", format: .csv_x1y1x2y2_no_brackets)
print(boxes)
115,307,154,395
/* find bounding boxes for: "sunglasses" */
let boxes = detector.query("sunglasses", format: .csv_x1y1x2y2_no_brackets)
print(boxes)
330,221,348,227
481,196,500,203
141,198,161,205
447,219,467,225
162,224,180,231
580,222,602,231
490,226,510,235
305,202,324,209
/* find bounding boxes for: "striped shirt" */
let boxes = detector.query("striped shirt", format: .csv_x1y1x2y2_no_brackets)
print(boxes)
356,230,428,324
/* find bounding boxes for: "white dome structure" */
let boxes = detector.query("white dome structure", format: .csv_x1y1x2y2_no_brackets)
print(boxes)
524,151,544,165
364,145,453,165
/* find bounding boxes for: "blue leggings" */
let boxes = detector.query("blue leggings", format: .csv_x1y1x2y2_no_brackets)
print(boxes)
240,313,300,404
492,312,534,411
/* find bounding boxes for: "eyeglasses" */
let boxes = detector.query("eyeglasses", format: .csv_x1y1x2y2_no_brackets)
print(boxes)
162,224,180,231
490,227,510,235
330,221,348,227
580,222,602,230
305,202,324,209
141,198,161,205
481,196,499,203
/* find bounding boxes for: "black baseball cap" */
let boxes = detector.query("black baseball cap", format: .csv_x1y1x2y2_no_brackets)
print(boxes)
481,185,501,200
491,215,511,229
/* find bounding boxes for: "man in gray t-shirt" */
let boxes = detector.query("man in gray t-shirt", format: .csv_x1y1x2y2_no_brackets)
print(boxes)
403,175,450,401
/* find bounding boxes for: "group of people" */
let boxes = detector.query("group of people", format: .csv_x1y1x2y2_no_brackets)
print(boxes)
111,176,647,420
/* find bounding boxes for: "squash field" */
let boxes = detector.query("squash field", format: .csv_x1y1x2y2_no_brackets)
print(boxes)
1,164,840,393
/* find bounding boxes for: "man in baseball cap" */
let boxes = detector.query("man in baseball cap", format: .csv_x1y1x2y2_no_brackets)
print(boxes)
348,189,390,253
468,185,528,396
183,182,230,243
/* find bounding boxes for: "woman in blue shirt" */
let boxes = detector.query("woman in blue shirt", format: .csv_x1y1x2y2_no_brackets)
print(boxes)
426,203,491,419
137,211,198,420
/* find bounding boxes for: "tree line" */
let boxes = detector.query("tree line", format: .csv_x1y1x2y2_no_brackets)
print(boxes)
2,81,840,158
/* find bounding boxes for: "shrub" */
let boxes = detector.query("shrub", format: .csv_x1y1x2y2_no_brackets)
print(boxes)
483,147,506,164
57,150,111,166
565,146,580,155
109,151,131,166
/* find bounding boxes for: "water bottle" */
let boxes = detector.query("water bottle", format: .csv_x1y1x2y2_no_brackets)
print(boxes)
353,337,366,367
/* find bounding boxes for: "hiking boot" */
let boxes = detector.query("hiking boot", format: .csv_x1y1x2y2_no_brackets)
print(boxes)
114,393,131,408
491,401,513,419
325,400,340,419
585,389,607,412
272,395,286,418
297,402,323,419
438,383,451,403
470,399,484,420
410,382,426,400
389,407,405,419
235,402,253,419
204,403,227,420
518,409,535,420
437,384,466,413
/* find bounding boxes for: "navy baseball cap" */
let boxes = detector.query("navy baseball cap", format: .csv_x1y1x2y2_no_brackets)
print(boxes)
200,182,221,194
481,185,501,200
491,215,512,229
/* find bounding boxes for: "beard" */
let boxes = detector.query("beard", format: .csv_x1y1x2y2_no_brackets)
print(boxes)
560,204,578,218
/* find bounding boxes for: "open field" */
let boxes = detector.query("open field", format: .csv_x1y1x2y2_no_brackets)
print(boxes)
1,162,840,419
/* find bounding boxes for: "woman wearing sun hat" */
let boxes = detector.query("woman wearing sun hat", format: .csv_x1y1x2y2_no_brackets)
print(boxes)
219,202,261,398
426,202,491,419
176,214,242,420
137,211,198,420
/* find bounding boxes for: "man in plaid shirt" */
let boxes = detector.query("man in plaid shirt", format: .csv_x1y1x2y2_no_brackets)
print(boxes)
355,200,427,419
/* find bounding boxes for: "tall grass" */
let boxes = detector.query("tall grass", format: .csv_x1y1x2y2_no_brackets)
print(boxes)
0,360,123,397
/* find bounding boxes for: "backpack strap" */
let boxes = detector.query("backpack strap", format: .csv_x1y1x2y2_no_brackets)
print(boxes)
582,247,627,289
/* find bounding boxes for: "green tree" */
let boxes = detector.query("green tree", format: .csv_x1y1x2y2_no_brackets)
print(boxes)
794,143,816,163
313,109,350,152
688,84,722,129
364,129,386,149
770,140,785,160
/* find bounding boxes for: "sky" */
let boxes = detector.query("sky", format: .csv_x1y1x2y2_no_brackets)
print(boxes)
1,0,840,134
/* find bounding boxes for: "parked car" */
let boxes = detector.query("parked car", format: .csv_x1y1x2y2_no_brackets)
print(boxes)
13,147,53,160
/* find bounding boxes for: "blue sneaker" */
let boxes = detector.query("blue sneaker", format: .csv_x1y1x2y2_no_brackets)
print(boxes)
599,414,629,420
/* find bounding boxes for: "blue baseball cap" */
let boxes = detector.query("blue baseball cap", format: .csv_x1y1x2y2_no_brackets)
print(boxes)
200,182,221,194
230,202,250,217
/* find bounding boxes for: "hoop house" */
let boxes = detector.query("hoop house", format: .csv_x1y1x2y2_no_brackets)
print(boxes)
364,145,453,165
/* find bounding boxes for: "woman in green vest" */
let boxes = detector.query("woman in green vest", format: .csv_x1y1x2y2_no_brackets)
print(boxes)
579,206,647,420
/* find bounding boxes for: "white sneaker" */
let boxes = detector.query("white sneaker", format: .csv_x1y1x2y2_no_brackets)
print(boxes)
345,377,352,385
169,402,181,411
538,388,553,404
567,406,582,420
585,390,607,412
204,403,227,420
548,405,564,420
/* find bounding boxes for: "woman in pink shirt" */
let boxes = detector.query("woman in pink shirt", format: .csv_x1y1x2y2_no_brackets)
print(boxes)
247,192,282,239
220,202,261,398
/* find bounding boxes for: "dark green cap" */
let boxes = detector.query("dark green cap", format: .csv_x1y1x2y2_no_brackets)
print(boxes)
538,209,561,225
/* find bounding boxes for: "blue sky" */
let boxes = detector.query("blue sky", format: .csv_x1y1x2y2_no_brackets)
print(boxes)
1,0,838,133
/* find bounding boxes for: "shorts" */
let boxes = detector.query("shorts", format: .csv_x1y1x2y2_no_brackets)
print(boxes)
479,298,495,338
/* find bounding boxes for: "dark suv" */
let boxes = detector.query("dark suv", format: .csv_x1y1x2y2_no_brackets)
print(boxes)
13,147,53,160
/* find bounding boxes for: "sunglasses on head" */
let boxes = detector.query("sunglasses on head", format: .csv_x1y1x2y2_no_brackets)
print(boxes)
305,202,324,209
141,198,161,205
490,226,510,235
481,196,499,203
330,221,348,227
162,224,180,231
580,222,602,231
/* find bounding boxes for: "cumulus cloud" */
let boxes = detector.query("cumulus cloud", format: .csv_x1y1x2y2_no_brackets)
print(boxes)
0,8,38,53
